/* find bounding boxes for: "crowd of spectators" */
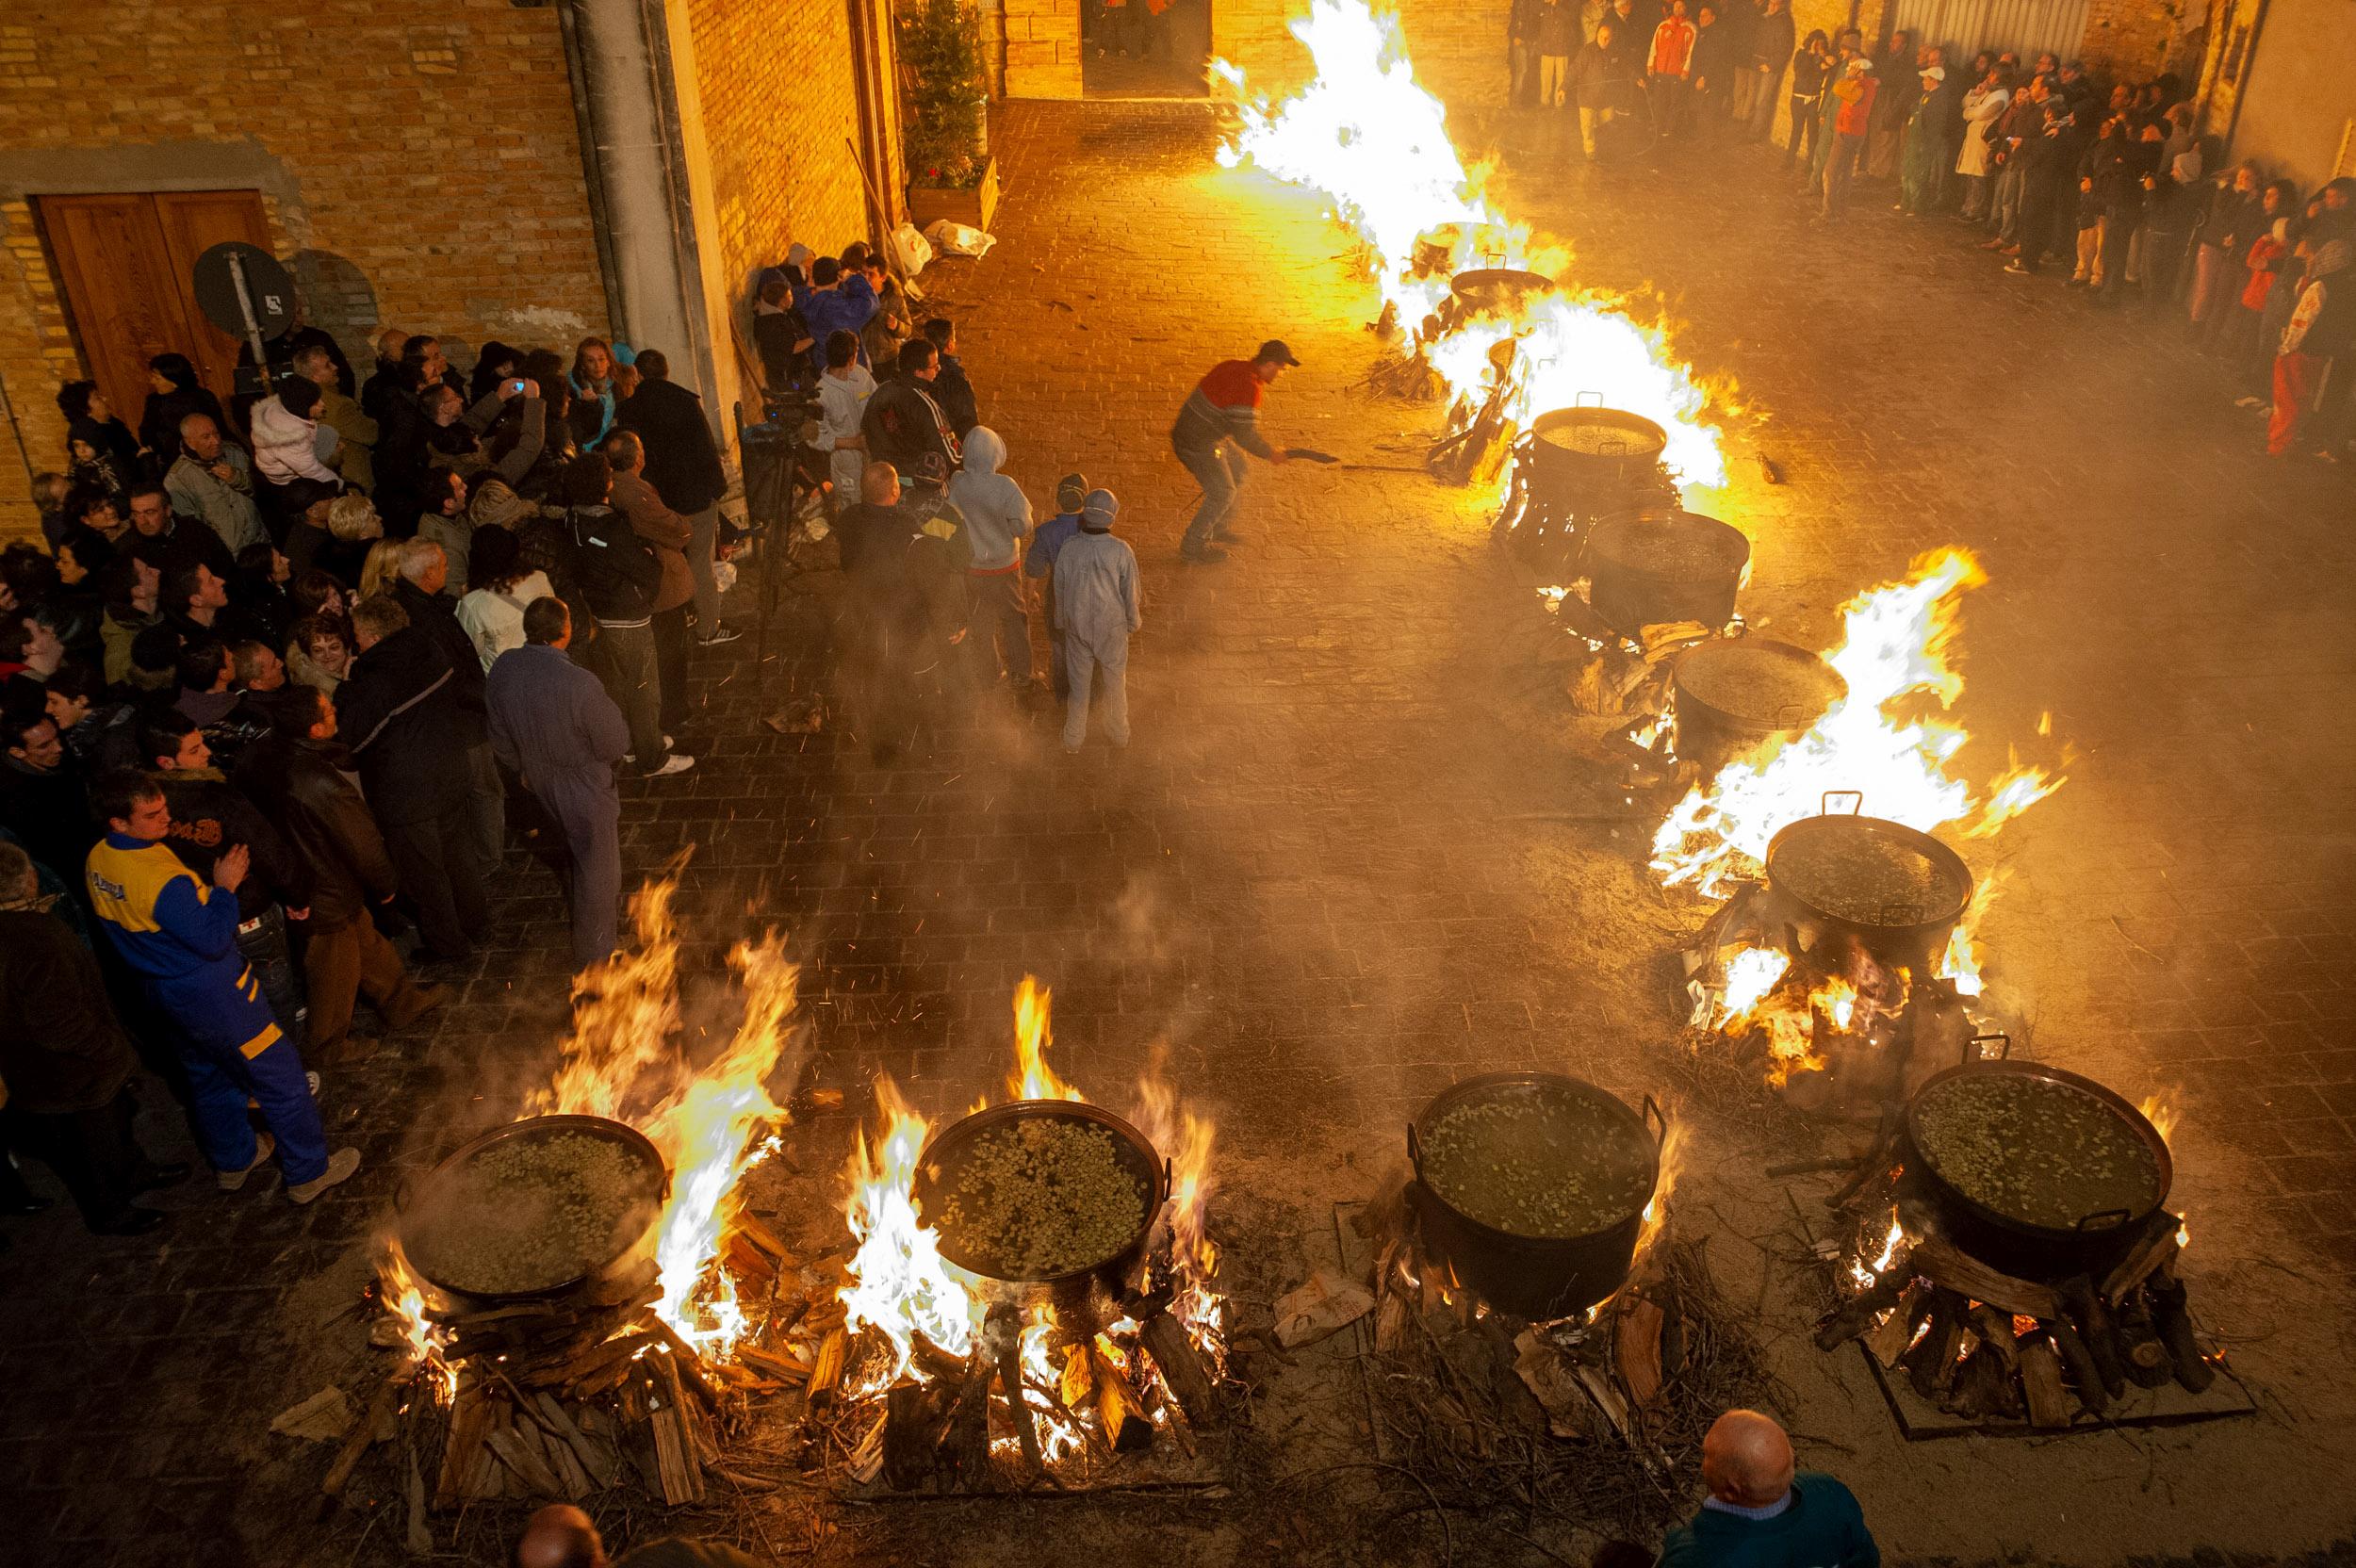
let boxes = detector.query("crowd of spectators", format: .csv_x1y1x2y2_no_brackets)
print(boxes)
1,303,765,1240
1509,0,2356,461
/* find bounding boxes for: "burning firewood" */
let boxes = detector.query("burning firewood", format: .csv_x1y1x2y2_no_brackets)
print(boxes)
2148,1275,2215,1393
983,1304,1045,1479
1137,1310,1221,1429
2015,1331,2071,1429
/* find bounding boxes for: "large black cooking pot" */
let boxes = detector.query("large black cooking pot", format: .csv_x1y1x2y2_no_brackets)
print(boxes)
1581,510,1750,635
1440,267,1557,331
397,1114,670,1307
1407,1072,1666,1321
1669,638,1846,771
1761,801,1973,972
1902,1037,2174,1281
1522,405,1671,501
911,1099,1170,1312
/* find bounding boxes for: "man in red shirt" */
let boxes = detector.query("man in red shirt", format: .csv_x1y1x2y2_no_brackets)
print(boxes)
1170,340,1298,564
1646,0,1698,139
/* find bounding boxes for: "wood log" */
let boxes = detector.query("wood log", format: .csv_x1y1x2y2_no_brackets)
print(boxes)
2148,1276,2216,1393
883,1382,944,1491
1864,1282,1925,1367
2017,1331,2071,1429
911,1330,968,1383
1137,1311,1222,1429
646,1320,723,1410
2114,1289,2176,1390
2041,1313,2110,1417
1966,1305,2022,1376
1814,1269,1908,1351
737,1344,811,1382
1903,1289,1969,1400
1908,1238,2058,1319
936,1348,996,1492
983,1304,1043,1480
807,1326,849,1407
470,1399,510,1499
553,1330,656,1394
1571,1359,1634,1443
323,1369,411,1497
2055,1277,2128,1398
1616,1293,1666,1408
724,1233,779,1283
535,1393,619,1489
732,1212,796,1265
1088,1346,1154,1452
435,1385,494,1509
485,1416,569,1498
646,1400,707,1504
2102,1218,2181,1307
1944,1334,2018,1421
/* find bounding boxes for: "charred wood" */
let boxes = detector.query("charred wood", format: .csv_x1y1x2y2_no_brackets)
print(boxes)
2041,1312,2109,1417
1137,1311,1222,1429
2056,1276,2128,1398
2016,1331,2071,1429
2148,1275,2216,1394
1902,1289,1969,1401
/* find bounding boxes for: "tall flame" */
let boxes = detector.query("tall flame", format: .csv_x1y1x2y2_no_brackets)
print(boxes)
1134,1052,1225,1363
530,882,800,1359
841,1075,973,1381
1215,0,1726,483
1009,976,1084,1103
1651,548,2065,898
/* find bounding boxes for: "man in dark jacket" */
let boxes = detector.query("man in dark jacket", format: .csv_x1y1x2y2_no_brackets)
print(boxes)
0,841,185,1235
922,318,980,437
561,455,692,777
237,688,445,1059
391,538,504,878
861,339,964,496
1740,0,1793,139
126,483,237,580
610,350,731,646
335,594,489,962
142,710,315,1066
487,598,630,972
0,711,94,891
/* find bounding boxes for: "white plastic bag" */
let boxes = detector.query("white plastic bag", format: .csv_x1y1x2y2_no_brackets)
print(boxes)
890,220,934,278
922,219,996,259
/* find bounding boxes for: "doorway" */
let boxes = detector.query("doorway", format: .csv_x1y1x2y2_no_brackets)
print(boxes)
1082,0,1213,98
36,189,272,429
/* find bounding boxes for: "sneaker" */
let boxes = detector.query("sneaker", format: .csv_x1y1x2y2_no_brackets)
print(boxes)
218,1135,277,1191
1181,545,1229,564
2233,396,2265,408
2004,261,2032,274
287,1148,362,1205
645,754,696,777
695,626,744,647
386,982,450,1030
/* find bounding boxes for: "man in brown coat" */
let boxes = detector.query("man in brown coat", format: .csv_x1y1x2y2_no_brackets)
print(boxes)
0,841,187,1234
235,689,445,1060
603,430,697,747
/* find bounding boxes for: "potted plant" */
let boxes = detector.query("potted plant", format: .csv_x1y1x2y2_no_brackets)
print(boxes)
900,0,997,231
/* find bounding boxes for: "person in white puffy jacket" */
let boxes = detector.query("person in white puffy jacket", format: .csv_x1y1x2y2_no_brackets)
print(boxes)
250,379,342,488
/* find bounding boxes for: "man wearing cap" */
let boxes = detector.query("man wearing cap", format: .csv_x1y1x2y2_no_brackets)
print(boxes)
1170,340,1297,564
1025,474,1091,702
1897,53,1953,215
1053,489,1141,753
1820,55,1877,218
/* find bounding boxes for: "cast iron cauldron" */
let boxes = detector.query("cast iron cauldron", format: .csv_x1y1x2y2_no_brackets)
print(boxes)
911,1099,1170,1312
1440,267,1557,330
1669,637,1846,772
1521,405,1671,502
1581,509,1751,634
397,1114,670,1307
1902,1036,2174,1281
1408,1072,1666,1321
1760,799,1973,972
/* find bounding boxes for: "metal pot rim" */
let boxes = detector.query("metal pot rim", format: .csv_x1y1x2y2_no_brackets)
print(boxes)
1672,638,1848,736
1763,812,1973,939
1584,511,1750,580
1904,1059,2174,1243
396,1113,671,1304
1408,1071,1662,1248
912,1098,1170,1287
1528,405,1671,457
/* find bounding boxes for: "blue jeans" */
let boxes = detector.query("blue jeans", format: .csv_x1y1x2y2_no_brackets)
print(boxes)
158,974,329,1184
1177,441,1249,552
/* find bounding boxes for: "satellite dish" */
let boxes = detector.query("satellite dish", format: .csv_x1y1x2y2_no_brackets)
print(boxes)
192,242,297,339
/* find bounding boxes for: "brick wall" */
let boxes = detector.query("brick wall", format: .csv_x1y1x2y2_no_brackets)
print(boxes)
2081,0,2198,85
1003,0,1084,98
0,0,608,540
683,0,875,288
1214,0,1514,109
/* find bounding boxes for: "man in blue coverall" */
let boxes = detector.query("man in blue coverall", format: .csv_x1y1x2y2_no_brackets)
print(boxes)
85,771,361,1203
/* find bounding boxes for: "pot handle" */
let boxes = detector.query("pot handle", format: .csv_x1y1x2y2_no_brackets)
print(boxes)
1642,1094,1668,1151
1963,1031,2012,1064
1821,790,1864,816
1406,1121,1425,1174
2075,1208,2133,1233
1575,390,1603,407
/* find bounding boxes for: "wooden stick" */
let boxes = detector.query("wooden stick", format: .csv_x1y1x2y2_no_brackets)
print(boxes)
911,1330,968,1382
808,1327,848,1408
2017,1331,2071,1429
2147,1275,2216,1393
435,1383,492,1509
2114,1289,2176,1390
646,1318,723,1410
1965,1305,2022,1377
2056,1276,2128,1398
1137,1311,1222,1429
737,1344,811,1382
1088,1346,1154,1452
1903,1289,1969,1400
2041,1313,2109,1417
1815,1269,1909,1351
534,1392,619,1490
323,1368,411,1497
984,1304,1043,1479
2102,1220,2181,1306
485,1417,568,1498
1908,1237,2059,1319
1864,1282,1925,1367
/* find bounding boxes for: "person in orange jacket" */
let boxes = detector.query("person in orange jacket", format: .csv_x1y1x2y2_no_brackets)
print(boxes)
1645,0,1698,139
1819,57,1878,218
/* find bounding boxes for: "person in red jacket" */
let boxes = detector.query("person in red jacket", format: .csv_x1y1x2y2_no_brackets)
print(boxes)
1170,340,1298,564
1646,0,1698,139
1819,57,1878,218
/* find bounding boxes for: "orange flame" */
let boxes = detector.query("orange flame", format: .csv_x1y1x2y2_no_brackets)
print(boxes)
530,882,800,1360
2137,1092,2182,1148
1134,1051,1225,1364
840,1074,973,1383
1009,975,1084,1103
377,1250,458,1401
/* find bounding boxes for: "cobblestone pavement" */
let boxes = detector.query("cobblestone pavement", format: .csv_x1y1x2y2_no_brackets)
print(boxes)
3,100,2353,1568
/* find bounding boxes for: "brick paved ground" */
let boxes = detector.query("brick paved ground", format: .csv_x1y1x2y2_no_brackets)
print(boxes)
4,99,2353,1568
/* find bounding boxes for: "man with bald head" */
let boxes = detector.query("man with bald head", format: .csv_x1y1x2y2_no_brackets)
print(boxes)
1658,1408,1877,1567
515,1502,764,1567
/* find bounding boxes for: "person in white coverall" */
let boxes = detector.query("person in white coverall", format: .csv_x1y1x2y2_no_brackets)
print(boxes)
1051,488,1140,752
943,424,1035,687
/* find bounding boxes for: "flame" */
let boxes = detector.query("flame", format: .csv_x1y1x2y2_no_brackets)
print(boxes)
1214,0,1726,483
2137,1092,2181,1148
1849,1208,1907,1290
1632,1117,1681,1265
1718,947,1792,1022
1651,549,2065,898
530,882,800,1360
378,1250,458,1401
841,1074,973,1381
1009,975,1084,1102
1134,1052,1225,1365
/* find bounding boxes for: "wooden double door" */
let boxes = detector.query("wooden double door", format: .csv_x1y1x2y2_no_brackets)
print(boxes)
38,188,273,433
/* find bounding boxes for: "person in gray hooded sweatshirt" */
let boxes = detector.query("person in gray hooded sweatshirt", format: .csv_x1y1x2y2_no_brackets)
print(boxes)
1052,489,1141,753
943,426,1035,689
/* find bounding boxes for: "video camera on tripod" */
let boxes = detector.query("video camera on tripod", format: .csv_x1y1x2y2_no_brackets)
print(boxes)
734,393,830,538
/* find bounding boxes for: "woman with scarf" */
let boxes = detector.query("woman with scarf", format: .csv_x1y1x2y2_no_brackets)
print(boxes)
565,337,631,450
137,355,228,472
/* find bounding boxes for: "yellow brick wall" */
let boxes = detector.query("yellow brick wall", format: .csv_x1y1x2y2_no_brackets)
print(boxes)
1214,0,1514,108
1004,0,1084,99
0,0,608,541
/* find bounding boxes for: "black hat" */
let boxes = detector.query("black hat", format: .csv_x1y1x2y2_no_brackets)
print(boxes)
1254,339,1301,368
